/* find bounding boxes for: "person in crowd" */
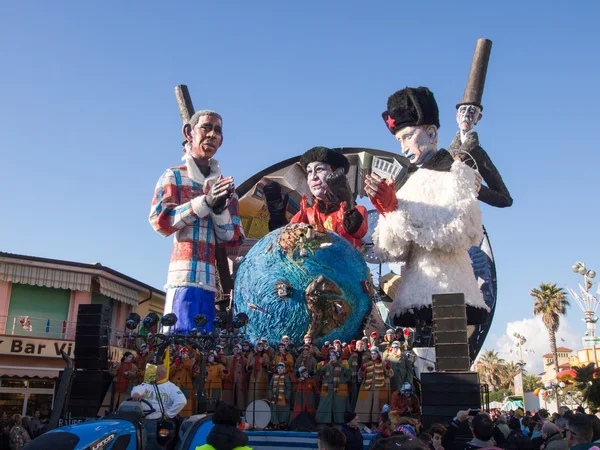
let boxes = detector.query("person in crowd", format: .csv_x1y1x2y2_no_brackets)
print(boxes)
247,339,270,404
19,418,31,442
341,411,363,450
369,411,399,449
506,416,533,450
131,364,187,450
356,348,394,428
9,414,31,450
28,410,41,439
427,424,447,450
0,421,10,450
223,344,248,412
292,366,319,421
316,348,351,425
385,341,414,392
586,414,600,443
205,351,228,401
379,329,396,356
302,334,323,361
391,382,420,420
317,425,347,450
540,422,567,450
169,348,196,416
269,362,292,429
348,339,369,411
196,402,252,450
443,409,499,450
109,351,139,407
295,344,317,376
272,342,294,376
496,415,510,438
565,414,594,450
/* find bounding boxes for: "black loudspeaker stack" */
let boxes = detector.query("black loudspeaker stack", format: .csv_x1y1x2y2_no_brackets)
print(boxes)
421,372,482,429
432,293,470,372
61,370,113,419
74,304,111,370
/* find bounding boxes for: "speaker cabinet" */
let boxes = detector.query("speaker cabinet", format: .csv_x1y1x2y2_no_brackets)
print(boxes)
74,304,111,370
421,371,481,429
432,293,470,372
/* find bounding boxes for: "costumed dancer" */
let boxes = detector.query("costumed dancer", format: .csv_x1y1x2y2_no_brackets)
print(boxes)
223,344,248,412
149,109,245,333
109,351,138,407
241,340,253,359
391,382,421,420
168,347,196,416
379,329,396,356
301,334,322,361
269,362,292,429
292,366,319,421
384,341,414,393
449,39,512,209
205,351,228,402
294,344,317,377
355,348,393,427
348,339,369,411
315,348,351,425
134,348,152,385
366,86,488,326
247,339,270,403
272,342,294,376
263,146,368,248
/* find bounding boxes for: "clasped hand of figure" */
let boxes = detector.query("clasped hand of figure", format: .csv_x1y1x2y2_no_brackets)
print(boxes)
325,172,355,209
453,156,482,193
205,176,235,214
365,173,397,215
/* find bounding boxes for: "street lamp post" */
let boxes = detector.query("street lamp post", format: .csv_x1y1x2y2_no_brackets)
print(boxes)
513,332,527,373
570,262,598,366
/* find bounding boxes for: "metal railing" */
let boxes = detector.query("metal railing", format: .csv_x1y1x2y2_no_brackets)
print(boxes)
0,315,126,347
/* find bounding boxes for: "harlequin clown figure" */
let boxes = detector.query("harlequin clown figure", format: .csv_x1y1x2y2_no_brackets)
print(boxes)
316,348,351,425
205,351,228,401
270,362,292,428
292,366,319,421
355,348,394,427
272,342,294,376
223,344,248,412
365,86,488,326
263,146,368,248
247,340,270,403
149,110,245,333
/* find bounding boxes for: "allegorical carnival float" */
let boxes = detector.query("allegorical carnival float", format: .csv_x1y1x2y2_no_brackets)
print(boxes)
39,38,514,450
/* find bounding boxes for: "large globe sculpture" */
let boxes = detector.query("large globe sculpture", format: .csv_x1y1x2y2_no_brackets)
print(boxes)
234,222,372,347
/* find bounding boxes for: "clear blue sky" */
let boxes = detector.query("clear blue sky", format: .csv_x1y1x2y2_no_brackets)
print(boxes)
1,1,599,350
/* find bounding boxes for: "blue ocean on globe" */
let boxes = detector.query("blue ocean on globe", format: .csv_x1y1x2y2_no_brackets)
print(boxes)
234,223,372,347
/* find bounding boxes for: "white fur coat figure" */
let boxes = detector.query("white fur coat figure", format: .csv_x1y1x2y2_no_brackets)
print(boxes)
373,150,489,325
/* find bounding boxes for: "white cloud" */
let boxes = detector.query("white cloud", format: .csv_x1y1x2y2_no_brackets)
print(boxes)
488,317,581,376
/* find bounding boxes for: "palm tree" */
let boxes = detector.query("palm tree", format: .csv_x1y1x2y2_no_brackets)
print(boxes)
531,282,570,374
477,349,506,391
573,363,600,409
501,361,523,391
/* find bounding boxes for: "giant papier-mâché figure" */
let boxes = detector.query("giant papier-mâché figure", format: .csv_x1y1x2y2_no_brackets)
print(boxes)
149,110,245,333
365,87,489,326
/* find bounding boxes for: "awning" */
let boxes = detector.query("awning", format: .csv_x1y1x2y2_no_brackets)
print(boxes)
98,277,139,306
0,262,91,292
0,366,60,379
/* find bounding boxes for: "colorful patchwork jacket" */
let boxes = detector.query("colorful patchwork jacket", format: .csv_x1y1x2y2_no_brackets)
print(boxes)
149,156,245,292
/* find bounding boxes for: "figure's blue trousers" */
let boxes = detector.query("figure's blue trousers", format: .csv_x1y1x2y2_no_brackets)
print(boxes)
164,286,215,334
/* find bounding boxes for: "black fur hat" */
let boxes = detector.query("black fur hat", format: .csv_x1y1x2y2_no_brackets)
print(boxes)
382,87,440,135
299,146,350,174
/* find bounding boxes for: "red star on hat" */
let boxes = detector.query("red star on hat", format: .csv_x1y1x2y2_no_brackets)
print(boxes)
386,115,396,129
